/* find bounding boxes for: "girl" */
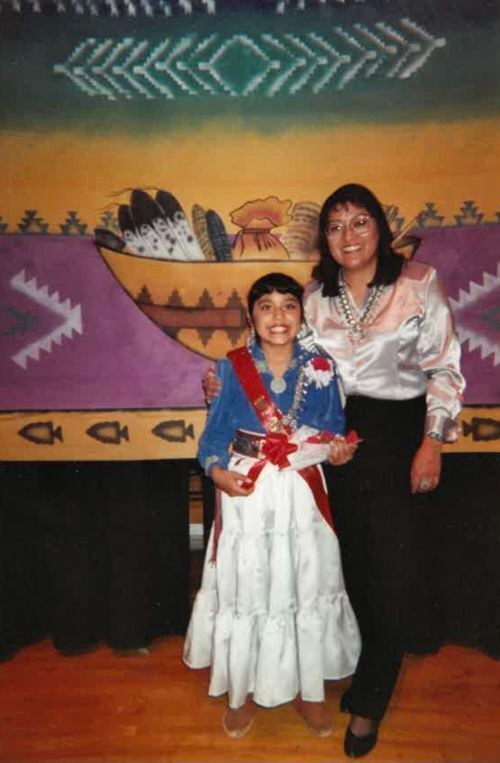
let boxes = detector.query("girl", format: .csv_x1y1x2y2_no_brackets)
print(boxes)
183,273,360,739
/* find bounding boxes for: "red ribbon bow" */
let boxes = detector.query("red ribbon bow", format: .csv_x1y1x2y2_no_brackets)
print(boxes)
261,432,298,469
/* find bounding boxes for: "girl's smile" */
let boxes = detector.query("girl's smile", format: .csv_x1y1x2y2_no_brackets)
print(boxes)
251,290,302,352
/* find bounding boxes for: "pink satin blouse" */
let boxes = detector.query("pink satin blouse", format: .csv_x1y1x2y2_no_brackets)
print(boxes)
304,261,465,442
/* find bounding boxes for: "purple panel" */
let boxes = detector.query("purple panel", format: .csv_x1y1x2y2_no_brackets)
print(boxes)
0,236,209,410
1,227,497,410
415,226,500,404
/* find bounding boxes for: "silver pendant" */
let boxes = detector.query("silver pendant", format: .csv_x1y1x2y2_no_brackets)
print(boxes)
270,376,287,394
348,324,365,341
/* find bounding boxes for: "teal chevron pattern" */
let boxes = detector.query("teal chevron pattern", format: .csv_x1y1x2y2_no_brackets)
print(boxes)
53,18,446,100
0,0,372,15
0,0,217,15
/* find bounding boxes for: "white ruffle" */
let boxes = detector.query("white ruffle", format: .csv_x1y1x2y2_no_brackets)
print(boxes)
183,460,361,709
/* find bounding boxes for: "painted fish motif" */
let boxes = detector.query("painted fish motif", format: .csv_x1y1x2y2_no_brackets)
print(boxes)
462,417,500,441
152,419,195,443
86,421,129,444
18,421,63,445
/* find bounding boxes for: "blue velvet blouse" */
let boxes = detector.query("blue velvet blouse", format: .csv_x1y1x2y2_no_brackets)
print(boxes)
198,342,345,475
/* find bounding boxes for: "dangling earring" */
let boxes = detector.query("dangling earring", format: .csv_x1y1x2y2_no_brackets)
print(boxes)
297,322,308,341
297,321,316,352
247,320,256,349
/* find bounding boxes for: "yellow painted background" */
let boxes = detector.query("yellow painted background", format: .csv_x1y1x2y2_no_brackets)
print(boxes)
2,118,499,232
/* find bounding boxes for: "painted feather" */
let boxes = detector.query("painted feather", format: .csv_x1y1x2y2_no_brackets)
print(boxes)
205,209,232,261
130,189,176,260
117,204,155,258
155,190,205,261
191,203,216,261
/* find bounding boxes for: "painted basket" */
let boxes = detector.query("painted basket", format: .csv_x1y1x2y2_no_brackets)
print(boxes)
98,246,314,360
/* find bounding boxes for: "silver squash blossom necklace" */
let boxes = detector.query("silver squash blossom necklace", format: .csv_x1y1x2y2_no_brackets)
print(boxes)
270,376,287,394
255,354,301,395
337,283,385,341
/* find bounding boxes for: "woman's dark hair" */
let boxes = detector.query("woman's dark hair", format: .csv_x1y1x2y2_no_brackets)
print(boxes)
312,183,405,297
247,272,304,318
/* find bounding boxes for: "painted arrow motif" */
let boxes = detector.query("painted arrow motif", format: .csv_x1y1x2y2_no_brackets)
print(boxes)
2,305,37,336
449,263,500,367
10,269,83,370
53,18,446,100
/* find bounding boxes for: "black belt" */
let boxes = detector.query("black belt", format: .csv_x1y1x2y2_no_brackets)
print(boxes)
231,429,266,458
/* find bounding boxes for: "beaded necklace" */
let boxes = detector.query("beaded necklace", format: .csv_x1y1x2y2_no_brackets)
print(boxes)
254,353,301,395
254,352,308,431
282,366,308,431
337,282,385,341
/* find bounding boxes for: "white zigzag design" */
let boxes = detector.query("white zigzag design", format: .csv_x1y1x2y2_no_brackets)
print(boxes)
53,19,446,100
0,0,215,13
449,262,500,366
277,1,365,11
10,269,83,370
1,0,367,13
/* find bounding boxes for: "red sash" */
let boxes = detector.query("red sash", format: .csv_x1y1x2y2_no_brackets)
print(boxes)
210,347,335,562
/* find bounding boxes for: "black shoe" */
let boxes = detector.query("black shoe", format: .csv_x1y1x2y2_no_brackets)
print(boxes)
344,725,379,758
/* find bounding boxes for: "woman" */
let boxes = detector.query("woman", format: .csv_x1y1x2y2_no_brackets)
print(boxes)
185,273,361,740
304,183,465,757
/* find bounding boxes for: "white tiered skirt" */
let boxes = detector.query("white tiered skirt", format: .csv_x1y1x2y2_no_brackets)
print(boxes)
183,457,361,710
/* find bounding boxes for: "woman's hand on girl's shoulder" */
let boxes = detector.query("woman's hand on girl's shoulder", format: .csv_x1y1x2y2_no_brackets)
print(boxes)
211,466,255,497
203,364,222,405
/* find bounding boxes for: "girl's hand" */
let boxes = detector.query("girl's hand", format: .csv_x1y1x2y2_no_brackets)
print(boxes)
411,436,442,494
327,437,358,466
202,364,222,405
211,466,255,497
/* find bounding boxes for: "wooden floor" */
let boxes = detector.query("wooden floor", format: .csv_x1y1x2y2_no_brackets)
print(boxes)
0,639,499,763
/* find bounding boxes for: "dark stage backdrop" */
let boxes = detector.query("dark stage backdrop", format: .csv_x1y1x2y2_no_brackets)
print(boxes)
0,460,191,656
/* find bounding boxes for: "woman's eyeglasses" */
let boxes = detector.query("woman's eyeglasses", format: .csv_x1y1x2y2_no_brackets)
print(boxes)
325,214,373,238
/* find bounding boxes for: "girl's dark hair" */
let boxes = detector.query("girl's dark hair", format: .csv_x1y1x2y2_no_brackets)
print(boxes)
312,183,405,297
247,272,304,317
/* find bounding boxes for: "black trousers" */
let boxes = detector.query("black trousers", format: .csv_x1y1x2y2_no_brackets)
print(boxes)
325,395,439,721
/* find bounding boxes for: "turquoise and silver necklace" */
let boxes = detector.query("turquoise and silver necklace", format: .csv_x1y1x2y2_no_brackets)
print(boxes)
337,281,385,341
255,353,302,395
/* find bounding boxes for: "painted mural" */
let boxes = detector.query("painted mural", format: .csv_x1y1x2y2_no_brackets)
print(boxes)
1,0,499,458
